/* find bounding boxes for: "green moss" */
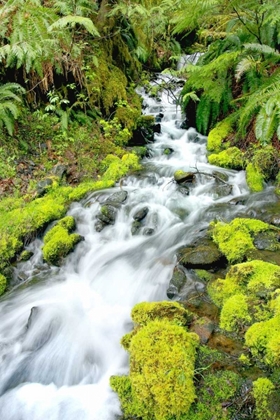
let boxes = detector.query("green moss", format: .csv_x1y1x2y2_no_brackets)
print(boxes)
245,316,280,366
129,320,198,420
103,153,141,182
253,378,278,420
220,293,252,332
209,260,280,307
208,147,244,169
246,163,264,192
111,302,199,420
102,65,127,114
131,301,192,326
42,216,82,265
207,119,233,153
211,218,272,263
194,269,213,282
188,371,240,420
0,274,7,296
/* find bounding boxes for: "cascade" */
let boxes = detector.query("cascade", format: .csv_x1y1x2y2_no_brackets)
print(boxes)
0,76,277,420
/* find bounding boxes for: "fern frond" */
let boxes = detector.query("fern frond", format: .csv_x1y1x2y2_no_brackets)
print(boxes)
48,16,100,37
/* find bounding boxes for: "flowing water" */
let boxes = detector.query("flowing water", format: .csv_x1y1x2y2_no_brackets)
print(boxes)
0,77,277,420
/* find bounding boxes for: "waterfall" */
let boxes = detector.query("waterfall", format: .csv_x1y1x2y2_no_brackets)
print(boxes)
0,76,274,420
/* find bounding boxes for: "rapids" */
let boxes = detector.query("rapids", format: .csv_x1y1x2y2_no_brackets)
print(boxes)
0,77,276,419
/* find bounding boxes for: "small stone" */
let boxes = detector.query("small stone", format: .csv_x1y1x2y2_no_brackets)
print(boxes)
106,190,128,204
36,178,53,196
95,220,106,232
143,227,154,236
131,220,142,235
174,170,195,184
133,207,149,221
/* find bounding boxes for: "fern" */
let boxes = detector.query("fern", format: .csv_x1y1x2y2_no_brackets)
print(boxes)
48,16,100,37
0,83,25,135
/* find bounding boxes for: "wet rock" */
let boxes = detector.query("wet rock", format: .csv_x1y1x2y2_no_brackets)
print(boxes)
50,164,67,180
36,178,53,196
97,204,117,225
187,130,199,143
178,238,224,270
178,186,190,196
174,170,195,184
131,220,142,235
212,184,232,199
163,147,174,156
106,190,128,205
153,123,161,134
155,113,164,122
190,317,215,344
180,120,188,129
143,227,155,236
95,220,107,232
253,231,280,251
167,266,186,299
213,171,229,183
133,207,149,221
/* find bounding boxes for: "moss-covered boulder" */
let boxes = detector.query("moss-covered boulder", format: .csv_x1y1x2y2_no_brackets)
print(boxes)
209,260,280,334
207,119,232,153
245,316,280,366
0,274,7,296
174,170,195,184
208,147,244,169
131,301,193,327
253,377,280,419
210,218,280,264
42,216,83,265
246,163,264,192
110,301,199,420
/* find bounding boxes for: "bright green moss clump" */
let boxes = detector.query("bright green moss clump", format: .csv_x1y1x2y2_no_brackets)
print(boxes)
208,147,244,169
211,218,272,263
111,301,199,420
253,378,278,420
245,316,280,366
131,300,192,326
207,119,232,153
246,163,264,192
188,370,240,420
42,216,82,265
209,260,280,333
0,274,7,296
220,293,252,332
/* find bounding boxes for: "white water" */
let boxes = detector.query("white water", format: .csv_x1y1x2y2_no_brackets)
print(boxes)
0,79,271,420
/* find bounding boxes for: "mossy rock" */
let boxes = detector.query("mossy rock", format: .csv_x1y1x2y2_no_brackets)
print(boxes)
208,147,244,170
112,319,199,420
245,316,280,366
174,170,195,184
188,370,241,419
210,217,279,264
42,216,83,265
207,119,233,153
253,377,280,419
111,301,199,420
131,301,192,327
0,274,7,296
246,163,264,192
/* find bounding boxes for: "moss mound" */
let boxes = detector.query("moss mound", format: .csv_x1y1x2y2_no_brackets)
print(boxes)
207,119,232,153
131,300,192,326
246,163,264,192
0,274,7,296
110,301,199,420
208,147,244,169
42,216,82,265
210,218,278,264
